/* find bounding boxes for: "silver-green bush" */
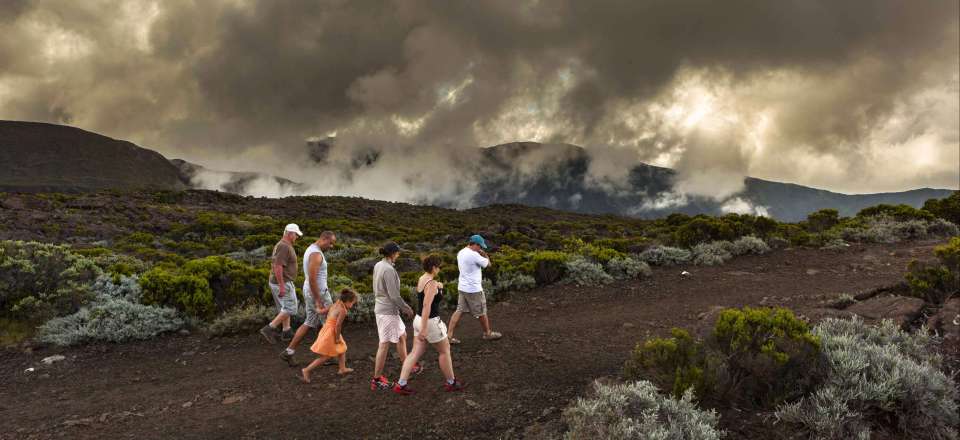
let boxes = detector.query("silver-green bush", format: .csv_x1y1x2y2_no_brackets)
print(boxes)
496,271,537,292
638,246,692,266
91,274,142,303
607,257,652,280
36,296,184,346
820,238,850,251
775,318,958,440
563,380,725,440
691,242,733,266
563,256,614,286
841,216,959,244
205,304,276,337
729,236,770,256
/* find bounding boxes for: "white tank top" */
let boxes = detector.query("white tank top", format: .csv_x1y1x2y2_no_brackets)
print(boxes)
302,243,328,293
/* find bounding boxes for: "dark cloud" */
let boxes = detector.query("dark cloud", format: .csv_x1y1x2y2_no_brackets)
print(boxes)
0,0,956,199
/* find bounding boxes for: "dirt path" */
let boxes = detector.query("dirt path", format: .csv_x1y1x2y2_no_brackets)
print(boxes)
0,241,943,440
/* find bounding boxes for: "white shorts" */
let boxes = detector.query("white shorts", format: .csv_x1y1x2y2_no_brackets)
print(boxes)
413,315,448,344
375,314,406,344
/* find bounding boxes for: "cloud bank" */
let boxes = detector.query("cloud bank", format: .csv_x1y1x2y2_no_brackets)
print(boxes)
1,0,957,205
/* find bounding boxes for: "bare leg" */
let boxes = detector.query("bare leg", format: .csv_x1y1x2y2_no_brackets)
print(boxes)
282,314,292,331
447,311,464,339
301,355,330,383
479,315,493,335
373,342,391,378
270,312,289,328
398,339,428,383
337,353,353,374
435,339,455,381
287,324,312,351
396,334,408,364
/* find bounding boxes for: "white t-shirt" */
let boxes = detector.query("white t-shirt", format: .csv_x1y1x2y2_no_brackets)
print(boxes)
457,247,490,293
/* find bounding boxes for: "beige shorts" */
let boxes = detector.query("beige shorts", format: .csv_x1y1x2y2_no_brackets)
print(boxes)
375,314,406,344
457,290,487,318
413,315,448,344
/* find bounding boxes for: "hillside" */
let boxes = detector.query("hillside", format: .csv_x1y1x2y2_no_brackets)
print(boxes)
0,121,186,191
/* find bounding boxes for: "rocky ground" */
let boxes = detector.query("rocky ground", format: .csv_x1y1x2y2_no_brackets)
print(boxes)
0,239,955,440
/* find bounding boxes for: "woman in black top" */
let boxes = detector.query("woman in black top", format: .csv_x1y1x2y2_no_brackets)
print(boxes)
393,255,465,394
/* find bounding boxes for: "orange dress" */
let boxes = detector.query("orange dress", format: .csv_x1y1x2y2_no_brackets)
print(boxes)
311,301,347,357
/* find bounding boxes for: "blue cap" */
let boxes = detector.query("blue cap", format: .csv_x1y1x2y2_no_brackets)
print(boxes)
469,234,488,249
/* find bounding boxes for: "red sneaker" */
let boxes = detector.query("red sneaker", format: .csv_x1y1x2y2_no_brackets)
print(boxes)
370,376,392,391
443,379,466,392
392,383,416,395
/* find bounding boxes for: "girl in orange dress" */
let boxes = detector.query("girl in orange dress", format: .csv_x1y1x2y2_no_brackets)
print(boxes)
301,289,357,383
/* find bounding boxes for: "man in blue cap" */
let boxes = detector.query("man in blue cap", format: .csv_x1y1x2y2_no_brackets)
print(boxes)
447,234,502,344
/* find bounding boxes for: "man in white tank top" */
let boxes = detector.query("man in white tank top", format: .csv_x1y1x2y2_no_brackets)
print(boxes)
281,231,337,365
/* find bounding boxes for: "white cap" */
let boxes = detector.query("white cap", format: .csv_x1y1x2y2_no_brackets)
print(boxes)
284,223,303,237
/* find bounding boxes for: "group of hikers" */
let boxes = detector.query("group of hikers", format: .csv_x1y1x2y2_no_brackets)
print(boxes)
258,224,502,394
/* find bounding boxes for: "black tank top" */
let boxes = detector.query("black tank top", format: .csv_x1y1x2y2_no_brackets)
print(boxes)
416,280,443,319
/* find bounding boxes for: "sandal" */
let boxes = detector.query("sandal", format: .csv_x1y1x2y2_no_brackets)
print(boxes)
449,337,462,345
482,331,502,341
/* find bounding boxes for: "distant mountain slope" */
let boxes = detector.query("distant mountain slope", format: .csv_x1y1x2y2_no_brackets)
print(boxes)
0,121,186,191
470,142,954,221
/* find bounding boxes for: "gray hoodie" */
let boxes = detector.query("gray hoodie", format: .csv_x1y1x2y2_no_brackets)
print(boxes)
373,258,413,316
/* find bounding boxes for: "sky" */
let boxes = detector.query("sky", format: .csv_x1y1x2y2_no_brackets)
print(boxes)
1,0,958,203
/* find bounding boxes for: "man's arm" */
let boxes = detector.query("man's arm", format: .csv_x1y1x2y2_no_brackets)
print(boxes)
273,263,286,296
307,253,328,312
385,268,414,316
476,250,491,268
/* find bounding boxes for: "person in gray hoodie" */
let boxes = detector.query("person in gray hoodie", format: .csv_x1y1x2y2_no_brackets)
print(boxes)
369,242,422,390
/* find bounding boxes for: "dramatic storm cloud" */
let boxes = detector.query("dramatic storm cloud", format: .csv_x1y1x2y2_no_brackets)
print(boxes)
0,0,957,202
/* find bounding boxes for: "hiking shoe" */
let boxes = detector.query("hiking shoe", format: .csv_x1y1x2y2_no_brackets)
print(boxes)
482,331,502,341
392,383,416,395
443,379,467,392
370,376,392,391
279,350,296,366
280,329,293,342
412,362,425,375
259,325,279,344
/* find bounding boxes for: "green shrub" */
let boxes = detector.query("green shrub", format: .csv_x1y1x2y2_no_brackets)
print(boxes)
729,236,770,256
0,240,102,324
183,256,270,310
625,307,823,408
140,268,215,318
857,204,935,221
563,256,613,286
775,318,958,440
840,216,958,243
923,192,960,225
673,217,736,247
36,296,183,346
562,380,724,440
806,209,840,232
495,271,536,293
521,251,571,285
906,237,960,305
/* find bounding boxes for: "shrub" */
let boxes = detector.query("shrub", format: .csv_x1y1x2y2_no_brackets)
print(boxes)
606,257,652,280
857,204,935,221
140,268,216,318
673,217,736,247
691,242,733,266
562,380,724,440
36,296,184,346
775,318,958,440
729,236,770,256
626,307,823,408
905,237,960,305
831,293,856,309
638,246,691,266
820,238,849,251
91,274,142,303
495,271,536,293
343,292,375,323
182,256,269,311
923,192,960,225
0,240,102,323
563,256,614,286
347,256,380,279
840,216,958,244
205,304,276,337
807,209,840,232
521,251,571,285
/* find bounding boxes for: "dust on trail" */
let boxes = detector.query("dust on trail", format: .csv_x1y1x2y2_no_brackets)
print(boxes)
0,240,942,440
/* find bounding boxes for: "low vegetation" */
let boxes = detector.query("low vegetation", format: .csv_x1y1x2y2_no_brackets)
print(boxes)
0,190,956,345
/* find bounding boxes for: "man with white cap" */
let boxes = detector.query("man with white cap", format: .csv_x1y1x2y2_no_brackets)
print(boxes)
260,223,302,344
